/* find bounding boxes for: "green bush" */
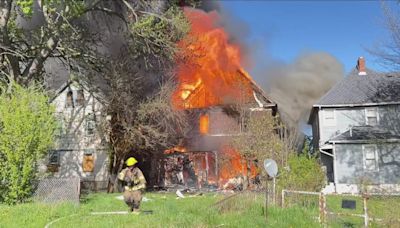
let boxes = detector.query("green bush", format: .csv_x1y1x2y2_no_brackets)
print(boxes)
0,83,57,204
278,153,325,192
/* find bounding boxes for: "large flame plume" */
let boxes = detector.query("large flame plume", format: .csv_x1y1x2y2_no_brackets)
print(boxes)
171,8,260,187
173,8,254,109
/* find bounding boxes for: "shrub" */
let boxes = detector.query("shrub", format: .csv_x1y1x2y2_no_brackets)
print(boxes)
0,83,57,204
278,153,325,192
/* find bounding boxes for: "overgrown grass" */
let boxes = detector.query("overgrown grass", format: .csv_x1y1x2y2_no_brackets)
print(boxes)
282,193,400,227
326,195,400,227
0,192,320,228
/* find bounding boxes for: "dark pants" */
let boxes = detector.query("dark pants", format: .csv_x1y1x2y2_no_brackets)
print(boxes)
123,190,142,212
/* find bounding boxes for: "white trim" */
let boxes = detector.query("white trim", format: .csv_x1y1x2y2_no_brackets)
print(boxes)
333,143,338,190
252,91,264,108
365,107,379,126
323,109,336,126
313,101,400,108
362,144,379,172
319,149,334,157
329,139,400,144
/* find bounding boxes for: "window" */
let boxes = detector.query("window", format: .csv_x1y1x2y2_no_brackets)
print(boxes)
366,107,378,126
199,114,209,135
48,150,60,165
54,114,65,138
76,90,85,106
83,150,95,172
363,145,378,171
323,110,336,126
66,90,74,108
86,113,96,136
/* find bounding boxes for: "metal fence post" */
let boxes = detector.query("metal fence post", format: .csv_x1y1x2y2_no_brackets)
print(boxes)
281,190,285,208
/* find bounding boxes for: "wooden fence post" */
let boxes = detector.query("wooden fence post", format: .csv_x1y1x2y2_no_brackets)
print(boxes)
363,195,368,227
319,192,326,225
281,190,285,208
265,178,268,220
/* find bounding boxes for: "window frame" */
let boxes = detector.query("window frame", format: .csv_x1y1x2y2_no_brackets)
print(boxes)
76,90,85,106
362,144,379,172
365,107,379,126
85,113,96,136
323,109,336,126
83,149,95,172
48,150,60,166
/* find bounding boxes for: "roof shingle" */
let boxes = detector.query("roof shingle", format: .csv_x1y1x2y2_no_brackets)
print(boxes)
315,69,400,106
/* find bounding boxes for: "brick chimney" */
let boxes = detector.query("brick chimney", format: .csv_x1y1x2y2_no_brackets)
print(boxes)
357,57,367,75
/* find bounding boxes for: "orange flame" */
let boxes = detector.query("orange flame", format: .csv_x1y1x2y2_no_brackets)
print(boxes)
220,146,259,184
173,8,254,109
199,114,209,135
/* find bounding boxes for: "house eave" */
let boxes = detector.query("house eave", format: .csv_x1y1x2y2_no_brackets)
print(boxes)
312,101,400,109
328,139,400,144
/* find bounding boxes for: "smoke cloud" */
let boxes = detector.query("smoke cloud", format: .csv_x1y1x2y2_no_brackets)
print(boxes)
262,53,344,125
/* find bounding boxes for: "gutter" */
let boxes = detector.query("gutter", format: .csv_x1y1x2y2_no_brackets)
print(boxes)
319,149,334,157
329,139,400,144
313,101,400,108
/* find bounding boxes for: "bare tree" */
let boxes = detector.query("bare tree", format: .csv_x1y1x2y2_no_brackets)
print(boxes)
369,3,400,70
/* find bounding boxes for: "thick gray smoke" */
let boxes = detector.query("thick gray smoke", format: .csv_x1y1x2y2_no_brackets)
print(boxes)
262,53,344,125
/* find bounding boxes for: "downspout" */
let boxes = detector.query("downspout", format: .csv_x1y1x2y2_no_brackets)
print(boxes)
332,142,338,193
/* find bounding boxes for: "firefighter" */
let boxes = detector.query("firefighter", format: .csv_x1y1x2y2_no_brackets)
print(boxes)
118,157,147,214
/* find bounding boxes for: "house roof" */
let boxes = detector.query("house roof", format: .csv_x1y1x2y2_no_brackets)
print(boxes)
328,125,400,143
315,69,400,106
308,68,400,124
49,80,105,104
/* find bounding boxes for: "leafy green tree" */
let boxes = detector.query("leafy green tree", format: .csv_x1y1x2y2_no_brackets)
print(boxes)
278,153,325,192
0,83,57,204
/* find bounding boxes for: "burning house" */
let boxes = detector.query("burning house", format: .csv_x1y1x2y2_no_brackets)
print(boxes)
159,9,277,190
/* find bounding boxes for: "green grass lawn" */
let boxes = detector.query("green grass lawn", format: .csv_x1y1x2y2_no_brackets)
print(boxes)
0,192,320,228
325,195,400,228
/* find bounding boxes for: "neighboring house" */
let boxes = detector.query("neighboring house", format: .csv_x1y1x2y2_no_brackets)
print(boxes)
309,57,400,194
39,80,110,191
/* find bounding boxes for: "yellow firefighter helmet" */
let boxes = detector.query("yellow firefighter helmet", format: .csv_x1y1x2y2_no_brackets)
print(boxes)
126,157,138,167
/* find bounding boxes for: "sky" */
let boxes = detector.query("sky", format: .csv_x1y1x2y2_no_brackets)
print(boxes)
220,1,392,75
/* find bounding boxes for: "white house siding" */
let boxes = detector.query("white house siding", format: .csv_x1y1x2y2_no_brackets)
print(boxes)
44,82,110,190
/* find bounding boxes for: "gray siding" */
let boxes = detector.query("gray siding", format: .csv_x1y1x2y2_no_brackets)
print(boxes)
319,108,365,144
335,143,400,185
318,104,400,146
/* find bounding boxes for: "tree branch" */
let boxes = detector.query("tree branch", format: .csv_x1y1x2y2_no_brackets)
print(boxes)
0,0,21,78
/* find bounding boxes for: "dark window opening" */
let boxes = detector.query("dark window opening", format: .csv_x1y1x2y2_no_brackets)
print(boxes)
66,90,74,108
49,150,60,165
47,150,60,172
76,90,85,106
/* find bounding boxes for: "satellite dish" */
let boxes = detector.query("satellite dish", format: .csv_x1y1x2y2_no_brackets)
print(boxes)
263,159,278,177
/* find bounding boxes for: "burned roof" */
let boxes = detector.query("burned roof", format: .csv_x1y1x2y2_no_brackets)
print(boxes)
315,69,400,106
328,125,400,143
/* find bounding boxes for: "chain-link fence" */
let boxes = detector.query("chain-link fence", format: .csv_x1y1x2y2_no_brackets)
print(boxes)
33,177,80,204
